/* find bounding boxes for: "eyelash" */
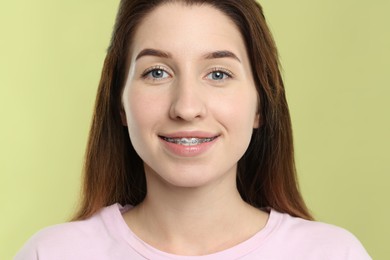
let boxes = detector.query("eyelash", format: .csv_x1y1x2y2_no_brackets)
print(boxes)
206,67,234,81
141,65,171,81
141,66,234,82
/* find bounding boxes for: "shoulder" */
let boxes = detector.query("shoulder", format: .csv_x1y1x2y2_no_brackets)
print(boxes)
14,204,125,260
267,209,371,259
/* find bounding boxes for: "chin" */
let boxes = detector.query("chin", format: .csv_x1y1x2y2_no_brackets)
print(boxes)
145,163,236,190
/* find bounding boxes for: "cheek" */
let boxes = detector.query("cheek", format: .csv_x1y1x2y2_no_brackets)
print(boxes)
216,90,258,130
123,88,167,137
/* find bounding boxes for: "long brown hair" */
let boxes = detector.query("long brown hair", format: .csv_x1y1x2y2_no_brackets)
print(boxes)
73,0,313,221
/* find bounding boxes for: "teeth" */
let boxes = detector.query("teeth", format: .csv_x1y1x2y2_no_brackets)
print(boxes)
163,137,215,146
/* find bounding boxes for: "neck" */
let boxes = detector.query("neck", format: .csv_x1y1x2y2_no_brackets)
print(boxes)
123,167,268,256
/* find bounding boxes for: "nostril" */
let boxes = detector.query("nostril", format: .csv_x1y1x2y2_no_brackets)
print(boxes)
169,98,207,121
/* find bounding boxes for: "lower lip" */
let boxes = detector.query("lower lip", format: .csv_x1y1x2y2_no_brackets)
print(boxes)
159,137,218,157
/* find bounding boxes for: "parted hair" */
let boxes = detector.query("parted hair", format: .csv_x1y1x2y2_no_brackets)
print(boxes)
73,0,312,221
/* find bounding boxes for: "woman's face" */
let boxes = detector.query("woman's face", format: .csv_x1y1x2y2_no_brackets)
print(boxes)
121,3,259,188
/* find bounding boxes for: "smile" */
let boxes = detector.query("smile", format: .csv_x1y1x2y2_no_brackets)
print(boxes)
160,136,218,146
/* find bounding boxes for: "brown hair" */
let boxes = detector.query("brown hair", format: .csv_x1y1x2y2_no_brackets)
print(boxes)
73,0,313,221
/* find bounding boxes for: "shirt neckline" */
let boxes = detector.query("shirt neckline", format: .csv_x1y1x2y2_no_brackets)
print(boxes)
103,203,282,260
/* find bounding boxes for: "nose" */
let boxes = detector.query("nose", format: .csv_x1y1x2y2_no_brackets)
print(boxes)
169,78,207,121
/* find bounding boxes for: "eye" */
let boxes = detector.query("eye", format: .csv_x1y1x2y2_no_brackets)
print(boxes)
205,69,232,81
142,67,171,80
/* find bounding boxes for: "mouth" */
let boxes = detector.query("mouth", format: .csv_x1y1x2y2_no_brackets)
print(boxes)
159,136,219,146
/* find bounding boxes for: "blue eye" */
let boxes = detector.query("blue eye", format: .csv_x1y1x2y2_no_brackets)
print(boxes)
143,68,170,80
206,70,231,81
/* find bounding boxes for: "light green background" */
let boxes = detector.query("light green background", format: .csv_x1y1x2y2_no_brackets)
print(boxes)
1,1,388,259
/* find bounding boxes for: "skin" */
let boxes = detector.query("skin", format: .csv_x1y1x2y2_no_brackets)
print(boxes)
121,2,269,256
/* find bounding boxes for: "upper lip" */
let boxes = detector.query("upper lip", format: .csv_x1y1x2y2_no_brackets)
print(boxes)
159,131,220,139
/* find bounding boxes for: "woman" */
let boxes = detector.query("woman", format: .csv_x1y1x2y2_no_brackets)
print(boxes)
16,0,371,259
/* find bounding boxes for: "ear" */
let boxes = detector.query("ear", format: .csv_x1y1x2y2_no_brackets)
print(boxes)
253,113,261,129
253,93,261,129
120,106,128,126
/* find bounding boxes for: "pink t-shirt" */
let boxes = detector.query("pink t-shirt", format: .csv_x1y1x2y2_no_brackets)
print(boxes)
15,203,371,259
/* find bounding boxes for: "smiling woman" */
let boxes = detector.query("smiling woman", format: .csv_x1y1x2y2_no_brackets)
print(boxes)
15,0,371,259
121,3,259,192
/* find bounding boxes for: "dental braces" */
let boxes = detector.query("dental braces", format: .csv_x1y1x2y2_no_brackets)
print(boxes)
163,137,214,146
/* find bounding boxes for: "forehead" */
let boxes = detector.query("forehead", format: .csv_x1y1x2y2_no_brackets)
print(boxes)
130,3,247,60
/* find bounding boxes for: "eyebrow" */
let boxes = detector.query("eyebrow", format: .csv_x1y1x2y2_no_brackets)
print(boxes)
135,48,241,63
203,50,241,63
135,48,171,61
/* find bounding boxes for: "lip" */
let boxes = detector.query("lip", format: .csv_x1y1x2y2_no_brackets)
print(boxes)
158,131,220,157
159,131,218,139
